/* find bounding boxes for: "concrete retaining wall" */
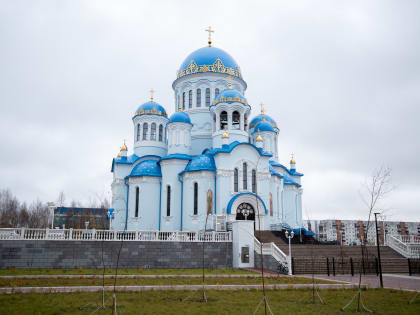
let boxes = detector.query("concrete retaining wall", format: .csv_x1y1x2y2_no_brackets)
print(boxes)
0,241,232,269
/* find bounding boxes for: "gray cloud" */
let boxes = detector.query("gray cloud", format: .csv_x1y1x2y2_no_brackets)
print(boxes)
0,0,419,221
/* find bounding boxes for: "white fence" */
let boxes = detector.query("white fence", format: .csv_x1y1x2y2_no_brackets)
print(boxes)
254,237,289,268
0,228,232,242
387,234,420,258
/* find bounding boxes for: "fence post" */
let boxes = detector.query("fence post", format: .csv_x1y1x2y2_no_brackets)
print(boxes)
20,228,25,240
291,257,295,275
327,257,330,276
408,258,412,276
375,257,379,276
69,228,73,240
332,257,335,276
350,257,354,276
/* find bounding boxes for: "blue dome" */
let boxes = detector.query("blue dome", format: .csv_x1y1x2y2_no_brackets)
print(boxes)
177,46,242,79
134,101,167,118
249,114,277,129
184,154,216,172
213,88,247,105
129,160,162,177
254,121,275,132
169,111,191,124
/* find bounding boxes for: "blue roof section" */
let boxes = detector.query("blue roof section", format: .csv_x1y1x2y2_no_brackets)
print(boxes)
253,121,275,133
226,192,267,215
169,111,191,124
134,101,167,118
283,173,301,187
160,154,192,161
179,46,239,73
203,141,272,157
249,114,277,129
183,154,216,173
269,160,304,177
129,160,162,177
213,88,247,105
269,165,283,178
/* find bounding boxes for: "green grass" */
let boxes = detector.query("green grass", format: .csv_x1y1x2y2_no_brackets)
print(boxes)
0,289,418,314
0,268,251,276
0,275,335,287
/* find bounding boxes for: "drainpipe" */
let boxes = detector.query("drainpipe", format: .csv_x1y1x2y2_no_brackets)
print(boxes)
178,174,184,231
214,171,217,214
124,176,129,230
158,180,162,231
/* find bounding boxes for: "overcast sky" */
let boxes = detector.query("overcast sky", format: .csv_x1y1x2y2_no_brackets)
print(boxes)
0,0,419,221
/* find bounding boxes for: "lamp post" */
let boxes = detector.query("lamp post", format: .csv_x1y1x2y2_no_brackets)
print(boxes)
285,230,295,275
374,212,384,288
243,209,250,221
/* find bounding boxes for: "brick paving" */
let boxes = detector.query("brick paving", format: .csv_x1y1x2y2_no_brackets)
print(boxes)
309,274,420,291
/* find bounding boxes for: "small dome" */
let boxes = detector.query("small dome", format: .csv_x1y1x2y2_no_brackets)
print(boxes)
177,46,241,79
134,101,167,118
254,121,275,132
129,160,162,177
213,88,247,105
184,154,216,172
169,111,191,124
249,114,277,129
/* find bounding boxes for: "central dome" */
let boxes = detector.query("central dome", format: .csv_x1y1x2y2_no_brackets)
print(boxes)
177,46,242,79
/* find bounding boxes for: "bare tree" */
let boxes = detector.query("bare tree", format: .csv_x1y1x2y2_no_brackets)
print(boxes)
57,191,66,207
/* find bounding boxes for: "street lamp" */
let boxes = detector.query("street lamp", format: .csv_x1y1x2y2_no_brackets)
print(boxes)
285,230,295,275
243,209,250,221
374,212,384,288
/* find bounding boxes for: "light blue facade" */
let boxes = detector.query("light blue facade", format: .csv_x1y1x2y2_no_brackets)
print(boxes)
111,43,304,231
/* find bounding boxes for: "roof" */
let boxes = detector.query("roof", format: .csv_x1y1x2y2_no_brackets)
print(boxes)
269,160,304,177
249,114,277,129
129,160,162,177
212,88,247,105
182,154,216,173
253,121,275,132
160,154,192,161
168,111,191,124
133,101,167,118
204,141,272,157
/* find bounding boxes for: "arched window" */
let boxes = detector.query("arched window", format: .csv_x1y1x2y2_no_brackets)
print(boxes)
232,111,240,130
158,124,163,142
252,169,257,193
243,162,248,190
205,88,210,106
196,89,201,107
244,114,248,131
142,122,148,140
215,88,220,97
136,124,141,141
188,90,192,108
182,92,185,110
151,123,156,140
234,168,239,192
135,187,139,218
193,182,198,215
220,111,228,130
166,185,171,216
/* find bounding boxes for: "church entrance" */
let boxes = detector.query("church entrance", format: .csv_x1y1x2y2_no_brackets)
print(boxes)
235,203,255,221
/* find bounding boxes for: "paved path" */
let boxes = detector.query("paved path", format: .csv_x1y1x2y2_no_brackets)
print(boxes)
308,274,420,292
0,283,358,294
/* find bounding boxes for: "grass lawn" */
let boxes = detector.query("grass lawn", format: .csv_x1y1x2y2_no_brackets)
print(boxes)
0,268,251,276
0,288,418,314
0,275,335,287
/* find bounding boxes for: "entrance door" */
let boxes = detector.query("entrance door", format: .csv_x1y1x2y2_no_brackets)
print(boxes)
235,203,255,221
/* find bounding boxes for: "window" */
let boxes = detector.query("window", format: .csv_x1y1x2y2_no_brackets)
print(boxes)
136,124,141,141
196,89,201,107
205,88,210,106
135,187,139,217
244,114,248,131
166,185,171,216
182,92,185,110
215,88,220,97
252,169,257,193
220,111,228,130
151,123,156,140
234,168,239,192
232,111,240,130
159,124,163,142
194,182,198,215
243,162,248,190
188,90,192,108
142,123,148,140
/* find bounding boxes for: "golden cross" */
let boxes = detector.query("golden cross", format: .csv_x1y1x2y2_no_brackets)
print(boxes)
260,103,265,119
150,88,154,101
205,26,214,46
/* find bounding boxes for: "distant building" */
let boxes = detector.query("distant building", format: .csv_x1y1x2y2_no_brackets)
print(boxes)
53,207,109,230
303,219,420,246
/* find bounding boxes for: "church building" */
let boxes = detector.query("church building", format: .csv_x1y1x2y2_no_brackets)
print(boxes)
110,30,304,232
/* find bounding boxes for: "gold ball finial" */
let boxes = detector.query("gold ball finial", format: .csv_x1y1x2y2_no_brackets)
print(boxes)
256,129,263,142
290,153,296,164
117,151,122,158
222,130,229,139
120,140,128,151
